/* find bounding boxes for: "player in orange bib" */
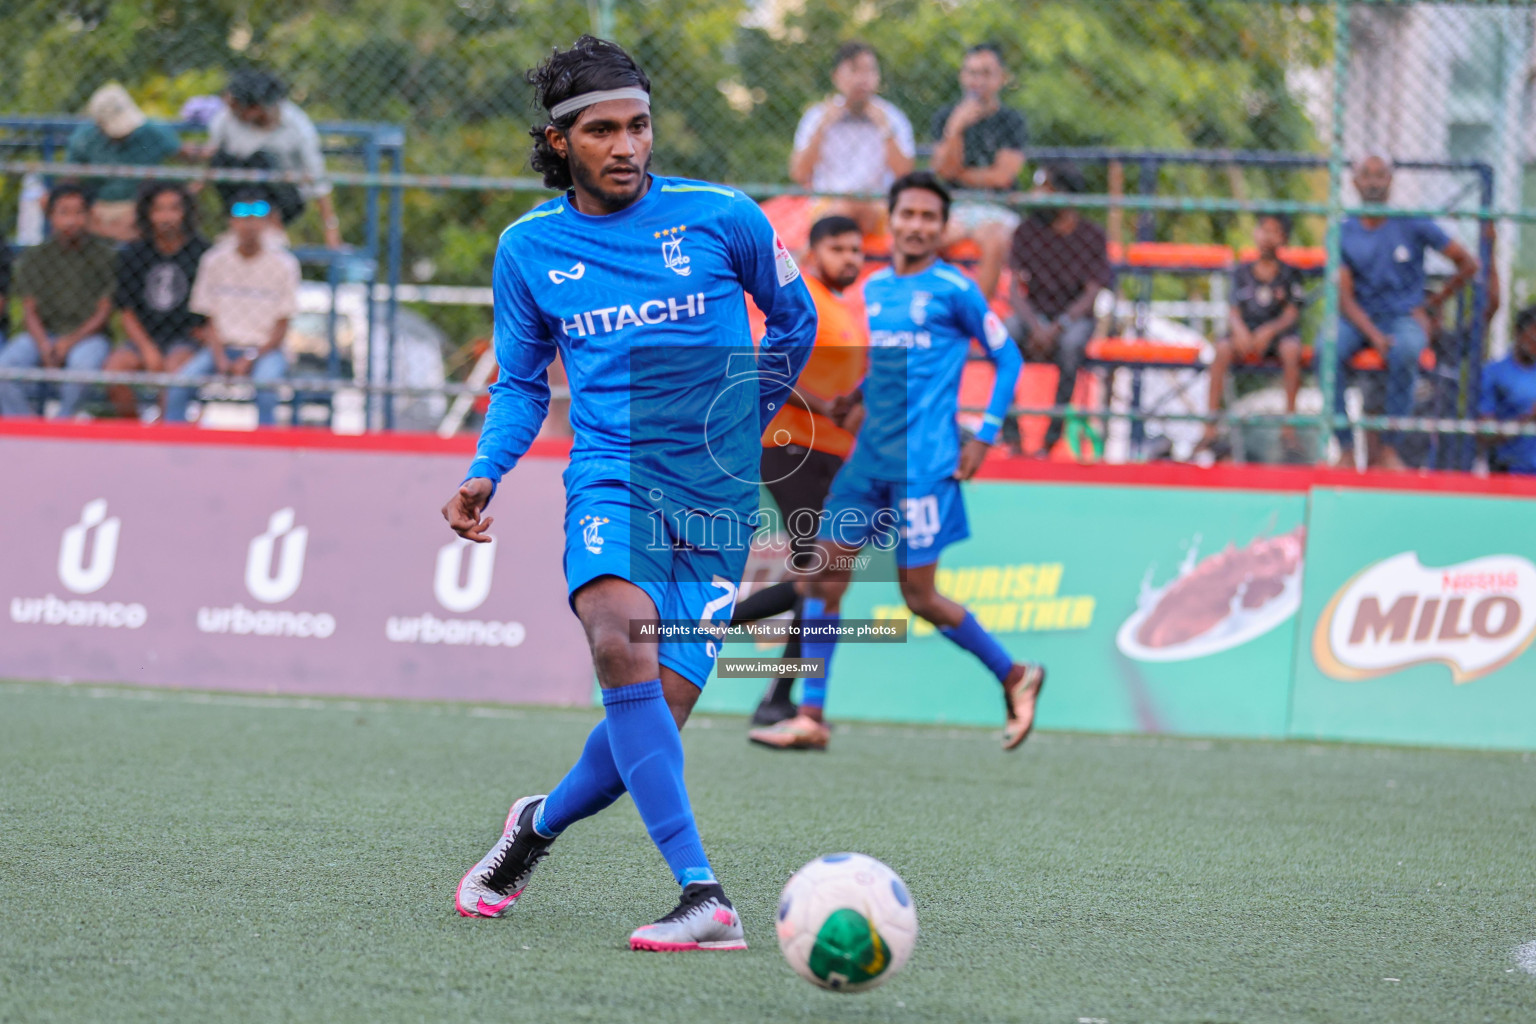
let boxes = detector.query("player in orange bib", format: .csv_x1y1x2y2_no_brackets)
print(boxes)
731,214,868,729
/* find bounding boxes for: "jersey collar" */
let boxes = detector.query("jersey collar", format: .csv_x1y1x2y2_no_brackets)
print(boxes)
561,174,662,225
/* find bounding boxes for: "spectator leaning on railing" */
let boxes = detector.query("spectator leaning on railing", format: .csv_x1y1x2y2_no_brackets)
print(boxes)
930,42,1028,299
1004,162,1112,457
0,184,115,419
165,190,299,427
1478,305,1536,476
103,182,210,420
203,70,342,249
1202,213,1306,459
790,41,915,236
66,84,180,242
1337,154,1477,470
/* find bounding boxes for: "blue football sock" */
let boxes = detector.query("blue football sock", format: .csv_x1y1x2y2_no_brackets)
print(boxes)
798,597,839,710
602,679,714,887
536,719,627,838
940,611,1014,683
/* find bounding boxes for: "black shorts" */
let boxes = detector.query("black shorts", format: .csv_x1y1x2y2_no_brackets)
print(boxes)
761,444,844,573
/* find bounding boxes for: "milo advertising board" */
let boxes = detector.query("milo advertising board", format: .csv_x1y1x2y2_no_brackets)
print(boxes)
1291,488,1536,749
700,481,1308,738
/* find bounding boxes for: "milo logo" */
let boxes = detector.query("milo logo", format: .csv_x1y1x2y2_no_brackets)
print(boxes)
1313,552,1536,683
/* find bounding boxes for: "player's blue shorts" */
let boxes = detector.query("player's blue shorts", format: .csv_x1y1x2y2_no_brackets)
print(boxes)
563,481,748,688
819,467,970,568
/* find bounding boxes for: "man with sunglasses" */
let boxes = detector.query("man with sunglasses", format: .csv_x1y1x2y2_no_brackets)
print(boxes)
165,190,299,427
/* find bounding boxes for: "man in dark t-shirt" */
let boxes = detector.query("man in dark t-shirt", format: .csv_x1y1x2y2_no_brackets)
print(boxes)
103,183,209,419
1203,213,1305,456
1005,162,1111,455
931,43,1027,298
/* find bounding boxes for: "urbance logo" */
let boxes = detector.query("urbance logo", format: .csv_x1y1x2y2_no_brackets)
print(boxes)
1314,552,1536,683
197,508,334,640
59,498,120,595
246,508,308,604
386,536,523,649
10,499,146,630
434,537,495,613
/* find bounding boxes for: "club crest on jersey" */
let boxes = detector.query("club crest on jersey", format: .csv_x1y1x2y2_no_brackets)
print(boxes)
655,225,691,276
579,515,610,555
909,291,932,326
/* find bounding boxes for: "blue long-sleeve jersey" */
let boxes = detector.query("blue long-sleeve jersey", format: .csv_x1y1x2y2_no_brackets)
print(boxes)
848,260,1022,482
466,176,817,510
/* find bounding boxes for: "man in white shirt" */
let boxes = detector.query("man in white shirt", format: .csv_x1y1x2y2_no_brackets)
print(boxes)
790,42,915,234
164,191,300,427
206,70,342,248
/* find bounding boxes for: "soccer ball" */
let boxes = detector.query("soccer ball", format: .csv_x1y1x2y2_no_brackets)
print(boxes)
776,852,918,993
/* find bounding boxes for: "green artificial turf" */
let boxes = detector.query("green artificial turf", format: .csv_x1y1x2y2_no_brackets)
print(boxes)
2,679,1535,1024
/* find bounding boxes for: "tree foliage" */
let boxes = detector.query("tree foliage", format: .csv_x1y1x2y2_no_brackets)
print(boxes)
2,0,1332,343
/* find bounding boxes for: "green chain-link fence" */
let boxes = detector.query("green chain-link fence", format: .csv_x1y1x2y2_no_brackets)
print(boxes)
0,0,1532,467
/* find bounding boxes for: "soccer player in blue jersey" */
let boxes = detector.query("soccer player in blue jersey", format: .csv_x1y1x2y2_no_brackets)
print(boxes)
440,37,816,950
748,171,1046,753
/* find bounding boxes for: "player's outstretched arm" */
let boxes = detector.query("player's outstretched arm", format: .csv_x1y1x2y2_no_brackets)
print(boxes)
726,193,819,428
461,236,559,505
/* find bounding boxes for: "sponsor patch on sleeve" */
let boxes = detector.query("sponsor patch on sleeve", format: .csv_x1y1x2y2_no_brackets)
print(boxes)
773,232,801,287
983,311,1009,351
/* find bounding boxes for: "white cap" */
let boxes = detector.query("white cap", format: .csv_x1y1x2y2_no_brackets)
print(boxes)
86,84,147,139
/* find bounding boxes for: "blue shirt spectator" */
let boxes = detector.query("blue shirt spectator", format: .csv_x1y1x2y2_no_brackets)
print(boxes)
1340,215,1451,322
1478,305,1536,475
1335,155,1477,469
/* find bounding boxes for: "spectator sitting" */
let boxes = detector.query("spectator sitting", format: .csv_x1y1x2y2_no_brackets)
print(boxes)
1202,213,1306,459
1337,154,1477,469
930,42,1027,298
66,84,181,242
205,70,342,248
0,241,11,346
1478,305,1536,476
0,184,116,419
103,183,210,419
165,191,299,427
790,42,915,236
1004,162,1112,456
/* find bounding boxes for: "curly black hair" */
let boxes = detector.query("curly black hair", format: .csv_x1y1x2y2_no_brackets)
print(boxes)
525,35,651,191
134,181,197,240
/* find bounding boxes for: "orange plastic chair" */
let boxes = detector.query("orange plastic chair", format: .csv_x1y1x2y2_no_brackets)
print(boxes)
1236,245,1326,271
1108,241,1235,270
1086,337,1204,365
1347,347,1436,372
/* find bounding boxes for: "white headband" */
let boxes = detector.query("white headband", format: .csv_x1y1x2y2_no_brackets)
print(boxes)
549,88,651,121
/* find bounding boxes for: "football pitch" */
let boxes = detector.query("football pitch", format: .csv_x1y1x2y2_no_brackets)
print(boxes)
3,680,1534,1024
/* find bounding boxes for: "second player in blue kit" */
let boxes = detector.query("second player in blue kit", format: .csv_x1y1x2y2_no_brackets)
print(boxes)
749,172,1048,753
441,37,816,950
